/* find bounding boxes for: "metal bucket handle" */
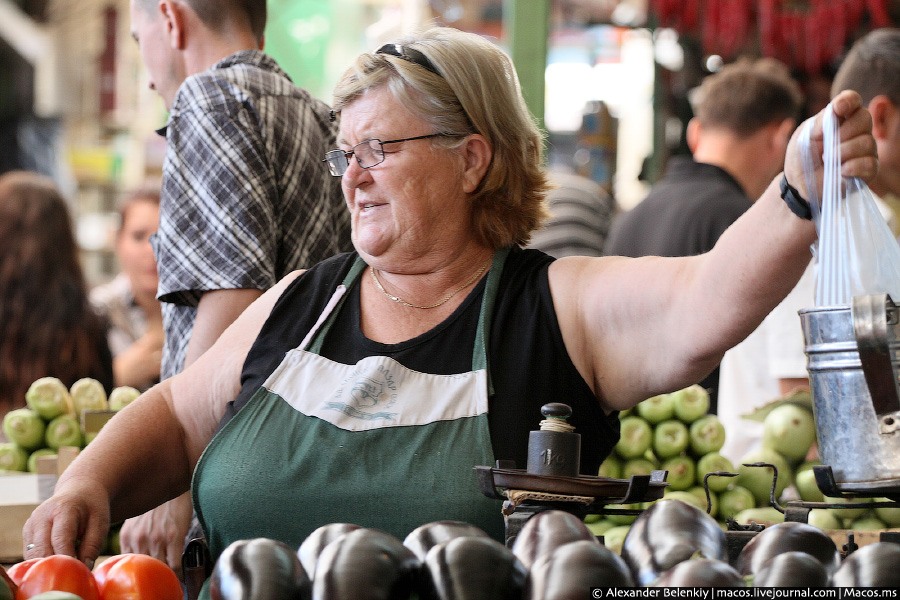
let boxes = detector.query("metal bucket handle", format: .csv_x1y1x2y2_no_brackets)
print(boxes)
852,293,900,434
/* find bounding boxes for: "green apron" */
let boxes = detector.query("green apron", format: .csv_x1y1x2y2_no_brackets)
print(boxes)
192,250,509,579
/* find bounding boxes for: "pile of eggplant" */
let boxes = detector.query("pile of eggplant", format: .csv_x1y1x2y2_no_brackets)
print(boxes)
209,500,900,600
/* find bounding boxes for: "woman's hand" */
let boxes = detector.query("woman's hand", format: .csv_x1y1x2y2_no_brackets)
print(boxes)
784,90,878,201
119,492,194,573
22,480,111,567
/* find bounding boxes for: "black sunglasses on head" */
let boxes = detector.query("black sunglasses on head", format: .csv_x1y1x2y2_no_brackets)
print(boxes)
376,43,442,77
331,43,443,122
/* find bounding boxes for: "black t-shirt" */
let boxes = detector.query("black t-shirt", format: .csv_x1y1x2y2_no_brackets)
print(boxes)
224,246,619,475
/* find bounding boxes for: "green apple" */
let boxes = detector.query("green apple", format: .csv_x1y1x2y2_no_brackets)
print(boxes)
689,414,726,456
635,394,675,424
662,490,706,511
598,454,622,479
27,448,57,473
794,466,824,502
661,455,696,491
607,502,643,525
105,525,122,555
2,408,46,451
585,518,616,537
686,485,718,518
718,486,756,519
44,414,83,450
807,508,842,530
762,403,817,463
601,525,631,555
615,416,653,459
732,506,784,526
824,495,872,521
848,516,886,531
621,457,657,479
0,442,28,472
70,377,108,414
670,385,710,423
695,452,736,493
652,419,689,459
873,498,900,527
736,447,793,506
25,376,73,420
108,386,141,411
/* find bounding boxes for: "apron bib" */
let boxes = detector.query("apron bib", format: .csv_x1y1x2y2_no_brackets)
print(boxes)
193,250,509,566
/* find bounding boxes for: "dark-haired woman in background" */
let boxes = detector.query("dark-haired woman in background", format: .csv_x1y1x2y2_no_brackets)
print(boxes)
0,171,113,422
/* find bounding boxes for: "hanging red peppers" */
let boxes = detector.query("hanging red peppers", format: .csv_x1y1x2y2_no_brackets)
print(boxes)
650,0,892,74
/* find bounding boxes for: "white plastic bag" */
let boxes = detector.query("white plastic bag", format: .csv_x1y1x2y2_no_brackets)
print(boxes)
800,102,900,306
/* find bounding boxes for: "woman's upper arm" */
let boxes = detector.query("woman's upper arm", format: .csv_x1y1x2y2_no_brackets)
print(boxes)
548,255,690,411
169,270,304,464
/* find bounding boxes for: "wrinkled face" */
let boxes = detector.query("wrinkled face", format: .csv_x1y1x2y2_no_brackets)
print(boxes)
337,86,473,269
129,0,181,109
116,198,160,299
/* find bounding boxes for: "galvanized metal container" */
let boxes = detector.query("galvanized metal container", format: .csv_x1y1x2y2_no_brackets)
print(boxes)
799,294,900,495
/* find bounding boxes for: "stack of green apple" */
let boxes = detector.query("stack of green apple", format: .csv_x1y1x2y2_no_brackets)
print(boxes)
0,376,141,473
586,385,760,546
735,401,900,531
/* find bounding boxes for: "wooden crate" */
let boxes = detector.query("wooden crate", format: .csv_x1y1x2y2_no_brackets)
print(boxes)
0,474,56,563
0,447,81,563
0,503,39,563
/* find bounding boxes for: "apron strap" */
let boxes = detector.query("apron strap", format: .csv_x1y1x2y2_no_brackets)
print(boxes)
306,256,367,354
474,246,511,396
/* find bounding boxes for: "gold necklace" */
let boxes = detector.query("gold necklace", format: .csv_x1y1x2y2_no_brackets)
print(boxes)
370,260,490,310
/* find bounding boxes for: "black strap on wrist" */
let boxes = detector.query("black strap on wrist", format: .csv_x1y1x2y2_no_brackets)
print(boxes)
780,174,813,220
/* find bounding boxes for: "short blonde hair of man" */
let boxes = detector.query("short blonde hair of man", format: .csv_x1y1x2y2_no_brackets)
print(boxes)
331,27,551,249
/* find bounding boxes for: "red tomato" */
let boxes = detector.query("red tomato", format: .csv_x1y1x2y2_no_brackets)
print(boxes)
13,555,99,600
92,554,181,600
5,559,40,586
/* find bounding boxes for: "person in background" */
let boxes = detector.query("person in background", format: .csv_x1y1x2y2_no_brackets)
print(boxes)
90,186,163,391
831,28,900,234
603,57,804,414
718,27,900,463
124,0,351,572
22,28,877,594
527,169,617,258
0,171,113,423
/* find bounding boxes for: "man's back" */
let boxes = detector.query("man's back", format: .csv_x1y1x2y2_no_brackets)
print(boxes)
604,157,749,258
155,50,351,377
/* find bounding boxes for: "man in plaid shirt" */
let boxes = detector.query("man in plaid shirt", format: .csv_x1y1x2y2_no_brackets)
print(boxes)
126,0,351,574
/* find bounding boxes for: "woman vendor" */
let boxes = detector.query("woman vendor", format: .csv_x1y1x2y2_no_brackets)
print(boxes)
24,26,876,577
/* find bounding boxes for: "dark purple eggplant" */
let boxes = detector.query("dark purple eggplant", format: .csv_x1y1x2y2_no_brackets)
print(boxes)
735,521,840,578
312,527,419,600
651,558,744,587
621,498,727,586
402,520,490,562
420,536,527,600
511,509,598,570
832,542,900,587
297,523,362,579
753,551,829,587
210,537,310,600
526,539,634,598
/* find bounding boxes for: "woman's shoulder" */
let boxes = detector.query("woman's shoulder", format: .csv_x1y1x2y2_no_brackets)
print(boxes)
500,246,554,286
269,252,358,311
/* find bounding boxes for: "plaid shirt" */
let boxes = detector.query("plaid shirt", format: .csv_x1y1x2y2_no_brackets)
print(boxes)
152,50,350,379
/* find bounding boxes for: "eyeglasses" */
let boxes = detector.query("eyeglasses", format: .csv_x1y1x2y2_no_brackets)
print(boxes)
323,134,446,177
376,43,441,77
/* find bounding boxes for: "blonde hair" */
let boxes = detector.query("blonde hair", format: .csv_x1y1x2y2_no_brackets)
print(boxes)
331,27,550,248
